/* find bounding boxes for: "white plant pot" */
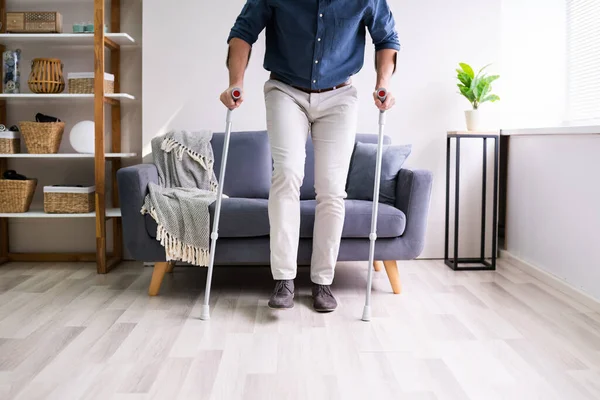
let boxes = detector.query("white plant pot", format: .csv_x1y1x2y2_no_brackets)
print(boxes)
465,109,481,132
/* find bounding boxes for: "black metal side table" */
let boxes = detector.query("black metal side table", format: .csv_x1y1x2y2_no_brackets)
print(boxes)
445,131,499,271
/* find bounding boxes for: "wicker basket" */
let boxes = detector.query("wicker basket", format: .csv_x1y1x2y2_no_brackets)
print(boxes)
28,58,65,94
68,73,114,94
19,121,65,154
0,179,37,213
0,131,20,154
44,186,95,213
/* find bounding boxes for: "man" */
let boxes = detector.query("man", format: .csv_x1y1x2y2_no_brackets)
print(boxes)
221,0,400,312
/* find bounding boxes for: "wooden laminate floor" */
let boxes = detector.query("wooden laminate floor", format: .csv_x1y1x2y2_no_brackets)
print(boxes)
0,259,599,400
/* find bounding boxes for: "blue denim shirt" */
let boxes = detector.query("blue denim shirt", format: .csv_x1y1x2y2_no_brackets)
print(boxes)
228,0,400,90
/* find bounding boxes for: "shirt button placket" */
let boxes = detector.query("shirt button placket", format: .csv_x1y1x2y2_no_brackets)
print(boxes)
312,2,325,90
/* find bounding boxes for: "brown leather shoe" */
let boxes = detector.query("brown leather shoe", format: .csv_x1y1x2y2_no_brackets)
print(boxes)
312,284,337,312
268,280,294,309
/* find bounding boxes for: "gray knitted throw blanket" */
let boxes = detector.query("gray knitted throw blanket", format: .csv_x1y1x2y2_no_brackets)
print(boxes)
141,130,218,266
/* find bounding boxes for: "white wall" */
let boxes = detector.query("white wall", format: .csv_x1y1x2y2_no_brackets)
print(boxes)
499,0,600,301
506,134,600,301
8,0,142,254
143,0,504,259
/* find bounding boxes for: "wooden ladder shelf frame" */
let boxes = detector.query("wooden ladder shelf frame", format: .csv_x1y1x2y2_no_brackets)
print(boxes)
0,0,126,273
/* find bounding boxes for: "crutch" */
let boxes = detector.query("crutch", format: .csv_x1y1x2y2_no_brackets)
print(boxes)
362,88,388,322
200,87,242,321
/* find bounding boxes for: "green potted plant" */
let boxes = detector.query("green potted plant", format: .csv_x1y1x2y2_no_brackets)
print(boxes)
456,63,500,131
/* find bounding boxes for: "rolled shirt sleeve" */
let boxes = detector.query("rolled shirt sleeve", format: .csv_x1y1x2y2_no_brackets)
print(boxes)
366,0,401,52
227,0,272,46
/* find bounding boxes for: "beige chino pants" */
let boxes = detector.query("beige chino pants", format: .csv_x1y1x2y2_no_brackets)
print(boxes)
264,78,359,285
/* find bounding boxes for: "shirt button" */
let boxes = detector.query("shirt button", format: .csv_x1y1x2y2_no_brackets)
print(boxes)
319,14,323,17
315,60,319,64
317,38,321,42
313,80,316,83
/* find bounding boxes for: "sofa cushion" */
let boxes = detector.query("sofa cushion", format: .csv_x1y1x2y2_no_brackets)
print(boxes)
146,198,406,239
300,134,391,200
300,200,406,238
146,198,270,239
208,198,270,237
346,141,412,205
211,131,272,199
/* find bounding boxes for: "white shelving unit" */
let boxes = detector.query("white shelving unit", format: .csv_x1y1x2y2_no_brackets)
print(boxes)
0,208,122,218
0,93,135,101
0,0,137,272
0,33,135,46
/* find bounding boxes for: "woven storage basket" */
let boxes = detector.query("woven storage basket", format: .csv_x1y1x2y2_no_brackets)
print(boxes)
28,58,65,94
0,131,20,154
44,186,95,213
0,179,37,213
68,73,114,94
19,121,65,154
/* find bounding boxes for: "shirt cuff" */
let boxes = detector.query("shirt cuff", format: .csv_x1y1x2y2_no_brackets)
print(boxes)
227,30,256,46
375,42,401,52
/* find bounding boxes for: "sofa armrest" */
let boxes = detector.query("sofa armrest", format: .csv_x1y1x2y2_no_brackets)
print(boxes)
395,168,434,259
117,164,159,260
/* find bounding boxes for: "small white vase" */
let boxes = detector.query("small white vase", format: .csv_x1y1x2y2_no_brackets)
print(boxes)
465,109,481,132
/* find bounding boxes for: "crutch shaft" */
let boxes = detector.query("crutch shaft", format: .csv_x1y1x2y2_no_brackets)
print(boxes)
362,117,385,321
201,118,231,320
201,88,241,321
362,88,388,322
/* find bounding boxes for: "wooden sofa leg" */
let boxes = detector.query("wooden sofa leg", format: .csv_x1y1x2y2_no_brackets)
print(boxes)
166,261,176,273
383,260,402,294
373,261,383,272
149,262,169,296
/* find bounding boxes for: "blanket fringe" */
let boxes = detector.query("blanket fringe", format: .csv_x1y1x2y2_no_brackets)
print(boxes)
156,224,210,266
160,136,213,171
141,201,210,267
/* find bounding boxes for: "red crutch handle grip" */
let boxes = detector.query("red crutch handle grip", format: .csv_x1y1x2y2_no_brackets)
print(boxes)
231,87,242,101
376,88,387,103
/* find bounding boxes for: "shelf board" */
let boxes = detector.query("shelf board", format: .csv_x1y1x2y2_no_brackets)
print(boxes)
0,33,136,46
0,93,135,101
0,208,122,218
0,153,137,159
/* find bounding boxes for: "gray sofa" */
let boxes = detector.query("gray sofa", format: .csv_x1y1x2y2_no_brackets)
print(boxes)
117,131,433,295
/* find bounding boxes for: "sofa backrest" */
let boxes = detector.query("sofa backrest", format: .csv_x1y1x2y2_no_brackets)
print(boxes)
211,130,390,199
211,131,273,198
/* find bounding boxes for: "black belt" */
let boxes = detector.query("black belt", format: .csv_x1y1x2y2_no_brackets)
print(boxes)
270,73,350,94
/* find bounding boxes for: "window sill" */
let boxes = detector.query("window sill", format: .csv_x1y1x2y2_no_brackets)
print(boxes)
501,125,600,136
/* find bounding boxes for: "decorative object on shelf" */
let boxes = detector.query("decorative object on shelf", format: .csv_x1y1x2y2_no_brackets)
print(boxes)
72,23,84,33
79,22,108,33
0,130,20,154
456,63,500,132
28,58,65,94
68,72,114,94
6,12,63,33
19,113,65,154
0,174,37,213
3,49,22,94
69,120,95,153
44,185,96,213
